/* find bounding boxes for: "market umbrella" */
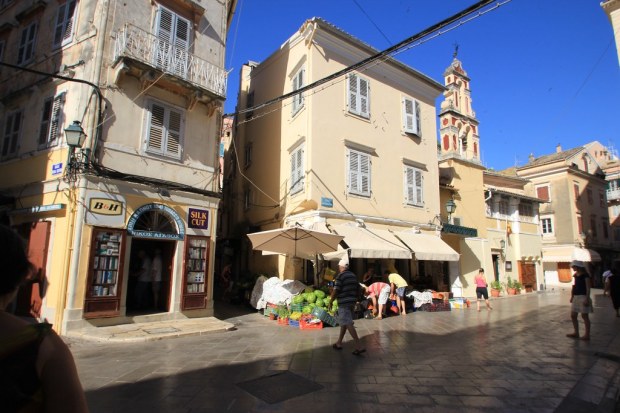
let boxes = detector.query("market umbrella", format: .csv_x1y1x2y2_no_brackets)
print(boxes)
247,226,344,258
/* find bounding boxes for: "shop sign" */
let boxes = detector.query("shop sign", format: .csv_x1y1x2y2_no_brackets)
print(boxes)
127,203,185,240
442,223,478,237
85,192,126,227
188,208,209,230
51,163,63,175
9,203,66,215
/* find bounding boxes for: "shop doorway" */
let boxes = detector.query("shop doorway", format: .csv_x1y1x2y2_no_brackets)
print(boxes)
127,239,175,314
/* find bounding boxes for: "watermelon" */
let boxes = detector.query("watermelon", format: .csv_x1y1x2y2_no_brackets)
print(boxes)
314,290,326,299
305,292,316,303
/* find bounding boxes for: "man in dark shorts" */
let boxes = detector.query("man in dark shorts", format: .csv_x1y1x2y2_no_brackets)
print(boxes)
328,258,365,355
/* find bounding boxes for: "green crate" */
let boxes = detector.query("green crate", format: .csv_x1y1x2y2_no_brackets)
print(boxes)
311,307,338,327
289,303,305,313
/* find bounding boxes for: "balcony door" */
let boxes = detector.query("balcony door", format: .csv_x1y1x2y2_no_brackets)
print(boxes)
155,5,191,77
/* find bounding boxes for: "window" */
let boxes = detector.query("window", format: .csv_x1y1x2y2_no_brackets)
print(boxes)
518,202,534,222
573,183,580,203
53,0,77,48
38,93,65,148
17,21,38,65
498,198,509,217
347,73,369,118
541,217,553,235
602,219,609,239
291,67,305,115
1,110,23,159
577,215,583,234
590,215,597,238
536,185,550,202
599,191,605,207
403,165,423,206
587,188,593,205
244,143,252,169
245,91,254,120
290,144,304,194
347,148,370,196
145,100,183,159
402,96,420,135
155,5,191,76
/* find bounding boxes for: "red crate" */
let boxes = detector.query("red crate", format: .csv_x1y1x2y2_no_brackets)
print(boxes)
300,319,323,330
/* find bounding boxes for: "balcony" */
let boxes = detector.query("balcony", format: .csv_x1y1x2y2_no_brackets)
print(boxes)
113,24,227,100
607,188,620,201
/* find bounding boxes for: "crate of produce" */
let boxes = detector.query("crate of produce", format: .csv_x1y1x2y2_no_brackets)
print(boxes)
289,303,305,313
263,304,278,317
277,317,289,325
289,319,300,328
311,307,338,327
300,318,323,330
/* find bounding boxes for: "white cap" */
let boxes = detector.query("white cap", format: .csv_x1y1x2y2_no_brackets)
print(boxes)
338,257,348,268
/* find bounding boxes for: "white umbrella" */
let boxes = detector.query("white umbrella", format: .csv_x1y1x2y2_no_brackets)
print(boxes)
247,226,344,258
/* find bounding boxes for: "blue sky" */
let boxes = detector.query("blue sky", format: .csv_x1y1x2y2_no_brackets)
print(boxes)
223,0,620,171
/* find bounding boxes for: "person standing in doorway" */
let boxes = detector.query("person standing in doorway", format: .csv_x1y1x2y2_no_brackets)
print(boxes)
388,271,408,315
603,269,620,317
474,268,492,312
151,249,163,310
328,258,365,355
566,260,592,341
135,250,152,309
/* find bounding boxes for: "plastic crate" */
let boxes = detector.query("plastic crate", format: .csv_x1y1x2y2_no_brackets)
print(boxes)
277,317,289,325
311,307,338,327
300,318,323,330
263,305,278,317
289,319,300,328
289,303,305,313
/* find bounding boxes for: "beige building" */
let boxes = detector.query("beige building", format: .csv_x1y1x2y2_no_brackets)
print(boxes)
602,0,620,65
0,0,235,333
438,56,544,297
226,18,460,289
515,145,613,288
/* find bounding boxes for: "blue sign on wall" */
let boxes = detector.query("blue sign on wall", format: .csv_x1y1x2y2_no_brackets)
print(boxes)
52,163,63,175
321,197,333,208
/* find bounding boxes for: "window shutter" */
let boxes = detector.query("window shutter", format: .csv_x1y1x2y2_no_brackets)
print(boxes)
147,103,165,154
174,15,190,50
405,166,414,203
403,97,414,133
2,111,22,158
48,93,65,146
156,7,174,42
414,100,421,135
536,186,549,201
166,109,182,157
360,152,370,194
359,78,369,117
348,74,358,113
349,151,359,193
415,168,423,204
54,0,77,47
38,99,53,147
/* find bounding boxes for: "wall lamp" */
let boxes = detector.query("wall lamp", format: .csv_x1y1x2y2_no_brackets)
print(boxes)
63,121,89,183
445,198,457,223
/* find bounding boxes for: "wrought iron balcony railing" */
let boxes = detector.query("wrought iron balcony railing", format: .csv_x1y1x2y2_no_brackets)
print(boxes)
607,188,620,201
113,23,227,99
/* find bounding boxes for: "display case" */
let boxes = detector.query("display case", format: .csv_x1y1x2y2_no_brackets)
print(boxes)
84,228,125,318
182,235,209,310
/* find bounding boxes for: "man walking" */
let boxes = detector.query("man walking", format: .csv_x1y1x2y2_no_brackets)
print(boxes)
328,258,365,355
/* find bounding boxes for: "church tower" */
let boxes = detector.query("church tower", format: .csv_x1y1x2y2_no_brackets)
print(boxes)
438,51,481,163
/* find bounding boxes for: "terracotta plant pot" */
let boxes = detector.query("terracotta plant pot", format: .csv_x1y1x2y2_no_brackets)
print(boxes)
491,289,501,298
507,287,517,295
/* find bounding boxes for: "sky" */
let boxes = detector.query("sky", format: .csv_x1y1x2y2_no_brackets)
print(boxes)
223,0,620,171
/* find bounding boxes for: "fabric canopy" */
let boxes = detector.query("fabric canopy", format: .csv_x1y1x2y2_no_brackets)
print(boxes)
393,232,460,261
331,224,411,259
247,226,343,258
542,246,601,262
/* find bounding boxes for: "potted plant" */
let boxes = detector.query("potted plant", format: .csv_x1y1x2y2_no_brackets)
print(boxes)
513,279,523,294
506,277,519,295
277,305,290,324
490,280,503,297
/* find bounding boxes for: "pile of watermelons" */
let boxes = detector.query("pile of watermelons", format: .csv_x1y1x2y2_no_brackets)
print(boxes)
290,286,337,317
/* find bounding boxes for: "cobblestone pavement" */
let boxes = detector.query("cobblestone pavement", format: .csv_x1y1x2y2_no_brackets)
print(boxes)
68,289,620,413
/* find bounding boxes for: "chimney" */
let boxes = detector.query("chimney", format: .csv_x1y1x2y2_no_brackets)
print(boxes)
556,144,562,153
528,153,535,163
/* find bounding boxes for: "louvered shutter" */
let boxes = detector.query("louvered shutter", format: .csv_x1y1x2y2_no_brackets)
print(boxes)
403,98,414,133
147,103,165,154
54,0,76,47
155,7,173,69
173,15,190,76
414,168,423,204
166,110,182,158
38,99,53,146
359,152,370,194
348,74,358,113
359,78,369,118
290,146,304,193
405,167,415,203
414,100,421,135
349,151,359,193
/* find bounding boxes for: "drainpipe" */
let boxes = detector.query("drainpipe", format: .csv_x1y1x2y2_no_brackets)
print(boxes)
63,0,110,332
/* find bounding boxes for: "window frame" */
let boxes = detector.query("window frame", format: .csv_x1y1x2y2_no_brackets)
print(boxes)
53,0,77,49
536,184,550,202
402,96,421,136
289,143,305,195
17,21,38,65
244,142,252,169
38,92,66,149
347,148,371,197
541,216,554,236
144,99,184,160
403,164,423,206
1,109,23,160
347,73,370,119
291,67,305,116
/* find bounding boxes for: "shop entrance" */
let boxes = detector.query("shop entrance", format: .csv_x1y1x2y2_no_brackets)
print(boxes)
126,239,175,314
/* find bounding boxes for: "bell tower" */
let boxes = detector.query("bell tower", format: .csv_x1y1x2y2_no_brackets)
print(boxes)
438,47,481,163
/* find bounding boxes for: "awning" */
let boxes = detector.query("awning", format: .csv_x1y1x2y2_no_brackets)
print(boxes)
331,224,411,259
542,246,601,262
393,232,460,261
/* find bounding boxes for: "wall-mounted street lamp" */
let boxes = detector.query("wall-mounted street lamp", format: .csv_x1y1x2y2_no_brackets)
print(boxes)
63,121,89,183
445,198,457,223
500,239,506,251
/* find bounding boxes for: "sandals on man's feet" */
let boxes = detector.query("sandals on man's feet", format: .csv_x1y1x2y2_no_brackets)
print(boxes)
332,344,343,350
566,333,579,339
352,349,366,356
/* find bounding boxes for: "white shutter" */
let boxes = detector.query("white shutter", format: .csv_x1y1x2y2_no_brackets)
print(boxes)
359,152,370,194
348,150,359,193
290,145,304,193
359,78,369,118
147,103,165,154
403,97,414,133
165,109,182,158
48,93,65,146
414,100,421,135
405,166,415,203
156,6,173,42
54,0,77,47
348,74,358,113
292,68,305,114
415,168,423,204
348,150,370,196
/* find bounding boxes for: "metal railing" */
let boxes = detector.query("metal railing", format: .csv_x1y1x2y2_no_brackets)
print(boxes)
113,24,227,99
606,187,620,201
